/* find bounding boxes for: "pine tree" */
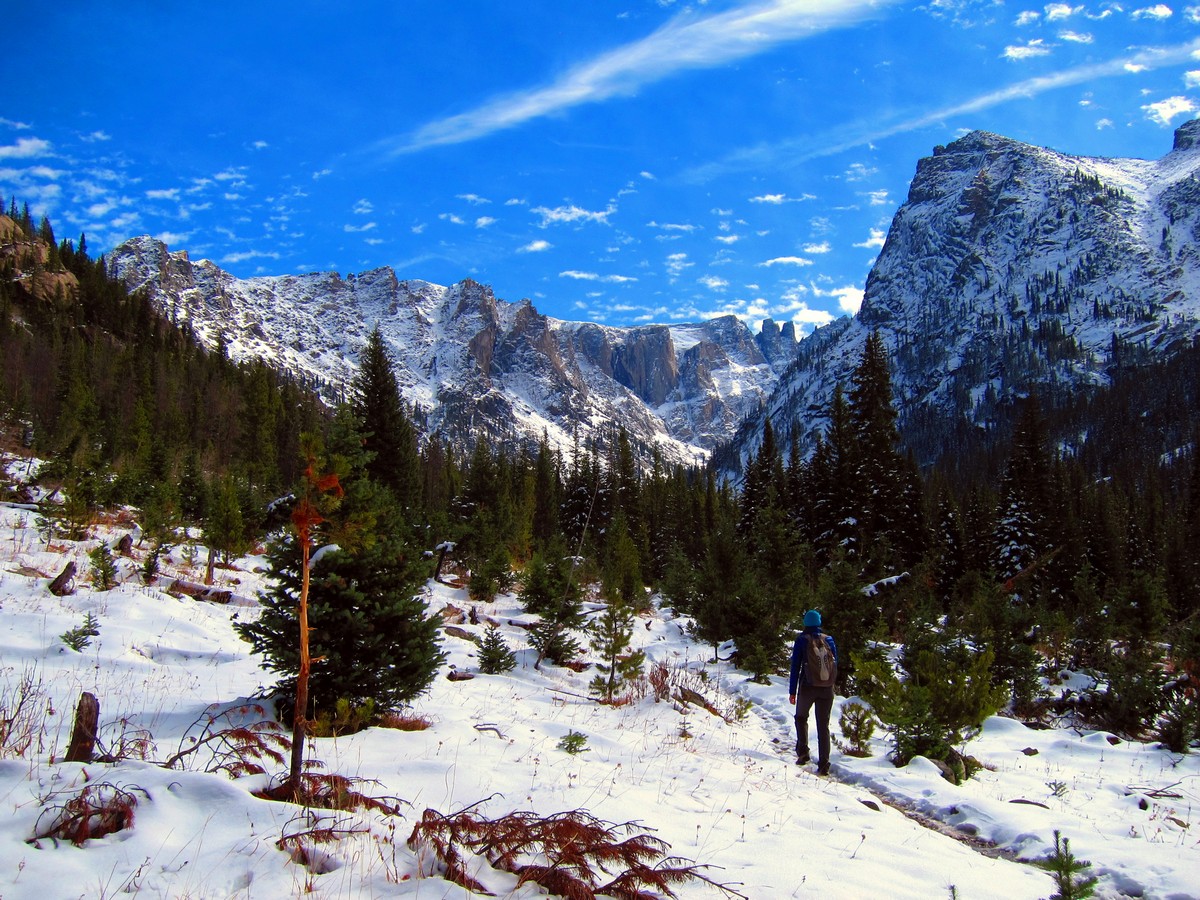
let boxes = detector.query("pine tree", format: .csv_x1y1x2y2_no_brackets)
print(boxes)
204,475,247,575
352,325,420,514
237,437,444,721
589,601,645,702
1034,831,1098,900
478,623,517,674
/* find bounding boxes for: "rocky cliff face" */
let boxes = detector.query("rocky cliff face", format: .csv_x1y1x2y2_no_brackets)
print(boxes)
107,241,800,466
717,120,1200,472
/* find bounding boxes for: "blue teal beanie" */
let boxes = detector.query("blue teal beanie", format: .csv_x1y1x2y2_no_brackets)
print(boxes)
803,609,822,627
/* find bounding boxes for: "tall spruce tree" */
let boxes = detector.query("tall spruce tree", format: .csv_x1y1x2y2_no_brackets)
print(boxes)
352,325,420,516
237,424,444,721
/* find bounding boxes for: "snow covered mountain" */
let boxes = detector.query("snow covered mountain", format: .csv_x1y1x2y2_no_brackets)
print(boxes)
107,241,801,467
722,118,1200,471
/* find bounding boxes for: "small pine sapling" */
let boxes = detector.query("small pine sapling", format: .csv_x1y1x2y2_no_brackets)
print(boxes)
89,544,117,590
588,601,645,703
838,701,877,757
478,623,517,674
60,612,100,652
557,730,590,754
1034,830,1098,900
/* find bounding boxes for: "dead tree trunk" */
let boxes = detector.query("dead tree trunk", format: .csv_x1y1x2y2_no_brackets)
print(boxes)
64,692,99,763
48,560,76,596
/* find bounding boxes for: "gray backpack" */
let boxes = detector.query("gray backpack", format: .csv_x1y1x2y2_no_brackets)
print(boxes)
805,633,837,688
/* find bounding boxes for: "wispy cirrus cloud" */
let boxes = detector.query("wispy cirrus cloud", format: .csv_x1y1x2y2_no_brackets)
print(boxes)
380,0,898,153
690,38,1200,180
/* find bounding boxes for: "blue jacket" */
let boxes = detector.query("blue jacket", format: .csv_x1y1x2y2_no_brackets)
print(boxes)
789,626,838,695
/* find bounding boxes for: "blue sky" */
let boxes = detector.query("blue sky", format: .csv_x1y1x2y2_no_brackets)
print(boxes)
5,1,1198,332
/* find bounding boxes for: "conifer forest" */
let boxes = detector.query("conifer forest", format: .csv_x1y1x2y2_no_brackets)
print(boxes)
2,203,1198,766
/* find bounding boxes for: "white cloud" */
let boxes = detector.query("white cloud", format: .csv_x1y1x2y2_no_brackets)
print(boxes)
345,221,378,232
1059,30,1094,42
1132,4,1174,19
411,223,427,234
251,140,269,150
1125,62,1149,73
213,167,248,183
0,118,30,130
1142,95,1197,124
845,162,878,181
1186,70,1200,87
154,231,190,244
223,192,243,201
353,199,373,215
145,188,180,200
560,270,636,283
364,237,385,246
0,137,51,159
855,227,887,249
532,203,615,226
867,189,890,205
760,256,813,266
458,193,491,205
1004,39,1053,60
811,284,865,315
666,252,692,277
1044,3,1082,21
1187,5,1200,22
221,249,281,264
439,213,466,225
1016,10,1041,24
475,216,497,228
640,171,656,180
505,198,527,206
699,275,729,291
715,234,741,244
80,130,111,143
749,192,815,204
312,168,332,180
518,239,552,253
388,0,897,151
1097,117,1115,128
647,221,698,232
803,241,831,253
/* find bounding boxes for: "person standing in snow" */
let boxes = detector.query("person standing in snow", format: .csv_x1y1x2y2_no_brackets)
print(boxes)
789,609,838,776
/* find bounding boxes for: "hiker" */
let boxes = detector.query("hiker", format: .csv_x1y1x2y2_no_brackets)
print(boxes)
788,609,838,775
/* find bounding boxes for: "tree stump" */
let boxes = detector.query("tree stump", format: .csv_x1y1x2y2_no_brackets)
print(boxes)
47,560,76,596
64,692,99,763
116,533,134,556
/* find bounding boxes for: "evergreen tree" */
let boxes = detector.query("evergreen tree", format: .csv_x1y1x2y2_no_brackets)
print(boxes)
589,600,645,703
478,623,517,674
352,325,420,514
237,435,444,719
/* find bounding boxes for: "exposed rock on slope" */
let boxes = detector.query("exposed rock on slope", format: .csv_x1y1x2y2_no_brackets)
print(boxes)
721,119,1200,471
108,241,800,465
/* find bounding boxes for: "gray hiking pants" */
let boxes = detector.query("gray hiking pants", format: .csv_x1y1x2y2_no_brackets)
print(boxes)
795,684,834,769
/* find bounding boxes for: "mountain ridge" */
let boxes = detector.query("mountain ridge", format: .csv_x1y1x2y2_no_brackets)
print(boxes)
717,118,1200,473
108,238,802,465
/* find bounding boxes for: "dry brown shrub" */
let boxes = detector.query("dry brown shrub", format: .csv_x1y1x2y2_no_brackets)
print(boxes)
376,711,432,732
407,804,747,899
28,782,145,847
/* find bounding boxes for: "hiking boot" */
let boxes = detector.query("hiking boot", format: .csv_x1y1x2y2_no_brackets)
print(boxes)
796,752,810,765
816,764,830,777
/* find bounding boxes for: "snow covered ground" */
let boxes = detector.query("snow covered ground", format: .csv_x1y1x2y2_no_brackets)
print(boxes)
0,497,1196,899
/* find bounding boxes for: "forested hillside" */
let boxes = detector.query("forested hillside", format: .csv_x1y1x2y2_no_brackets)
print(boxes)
2,202,1198,766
